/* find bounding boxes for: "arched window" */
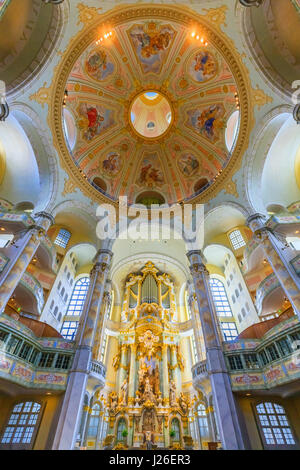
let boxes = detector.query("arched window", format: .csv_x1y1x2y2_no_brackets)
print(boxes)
209,278,232,317
87,404,101,438
209,278,238,341
117,418,126,442
197,404,209,442
54,229,71,249
0,402,42,449
65,277,90,316
229,229,246,250
255,402,296,449
60,277,90,340
170,418,180,442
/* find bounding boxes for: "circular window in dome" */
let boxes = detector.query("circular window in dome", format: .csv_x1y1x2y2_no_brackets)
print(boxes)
129,91,173,139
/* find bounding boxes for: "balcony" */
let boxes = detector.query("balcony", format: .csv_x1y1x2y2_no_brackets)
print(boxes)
16,272,45,316
88,360,106,389
224,314,300,393
192,360,211,393
255,273,283,315
0,314,75,391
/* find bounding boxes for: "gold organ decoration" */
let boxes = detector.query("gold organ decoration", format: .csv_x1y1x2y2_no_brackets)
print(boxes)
104,261,193,449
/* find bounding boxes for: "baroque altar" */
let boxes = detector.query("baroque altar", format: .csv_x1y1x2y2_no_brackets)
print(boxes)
105,262,192,449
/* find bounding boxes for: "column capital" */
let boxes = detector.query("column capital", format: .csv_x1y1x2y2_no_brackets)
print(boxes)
93,248,113,263
245,213,266,230
34,211,54,227
186,249,205,262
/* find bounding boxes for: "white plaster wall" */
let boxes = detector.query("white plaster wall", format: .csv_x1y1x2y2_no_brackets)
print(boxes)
0,115,40,205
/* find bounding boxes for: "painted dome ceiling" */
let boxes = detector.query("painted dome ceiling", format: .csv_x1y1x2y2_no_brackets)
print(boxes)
61,14,242,206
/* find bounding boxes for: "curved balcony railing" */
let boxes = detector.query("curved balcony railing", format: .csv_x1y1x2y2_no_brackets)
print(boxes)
90,360,106,379
192,360,207,380
255,273,280,314
20,272,44,315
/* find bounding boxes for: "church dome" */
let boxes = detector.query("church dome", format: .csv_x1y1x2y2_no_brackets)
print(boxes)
52,5,251,206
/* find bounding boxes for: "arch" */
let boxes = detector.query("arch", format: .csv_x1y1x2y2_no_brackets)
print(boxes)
1,0,69,96
10,104,59,212
238,0,300,98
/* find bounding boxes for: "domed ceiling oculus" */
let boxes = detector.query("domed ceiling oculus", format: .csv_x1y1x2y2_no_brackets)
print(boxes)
130,91,173,139
55,6,251,206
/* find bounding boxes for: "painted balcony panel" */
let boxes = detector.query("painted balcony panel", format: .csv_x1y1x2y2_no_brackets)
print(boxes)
0,351,69,390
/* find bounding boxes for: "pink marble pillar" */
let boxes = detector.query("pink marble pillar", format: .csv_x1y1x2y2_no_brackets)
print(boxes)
187,250,247,450
52,247,113,450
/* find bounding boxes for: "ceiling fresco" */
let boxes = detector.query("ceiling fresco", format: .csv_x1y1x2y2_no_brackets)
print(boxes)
62,17,240,205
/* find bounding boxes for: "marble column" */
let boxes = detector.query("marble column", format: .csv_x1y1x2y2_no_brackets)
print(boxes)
187,250,246,450
0,212,54,314
52,248,113,450
128,343,137,405
247,213,300,317
118,344,128,395
162,344,169,405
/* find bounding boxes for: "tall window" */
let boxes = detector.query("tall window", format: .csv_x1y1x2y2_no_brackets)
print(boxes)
197,404,209,442
87,404,101,438
209,278,232,317
54,229,71,249
65,277,90,316
60,277,89,340
256,402,296,449
0,402,42,449
229,230,246,250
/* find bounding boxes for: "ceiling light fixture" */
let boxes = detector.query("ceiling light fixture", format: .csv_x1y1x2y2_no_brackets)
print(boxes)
96,31,113,45
190,32,208,47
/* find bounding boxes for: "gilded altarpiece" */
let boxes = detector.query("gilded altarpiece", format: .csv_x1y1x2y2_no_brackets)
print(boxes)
105,262,193,449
